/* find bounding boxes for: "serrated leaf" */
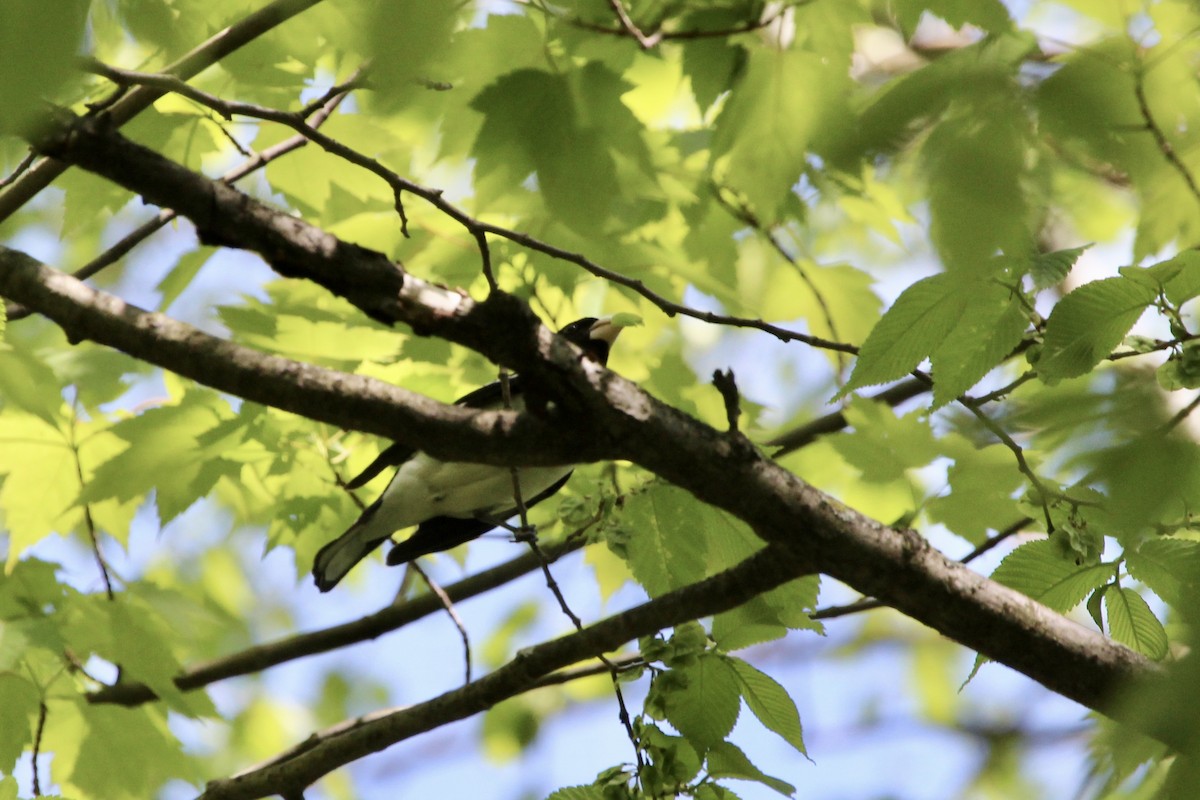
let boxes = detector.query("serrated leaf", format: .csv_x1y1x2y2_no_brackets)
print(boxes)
713,49,845,220
893,0,1013,34
706,740,796,797
663,654,741,750
924,88,1033,268
0,0,87,135
0,344,66,427
1126,538,1200,610
1104,586,1169,660
1164,252,1200,306
840,274,974,394
618,484,718,596
925,442,1023,543
679,12,745,111
989,538,1116,612
0,411,76,561
69,703,202,799
80,391,240,524
0,674,39,772
546,787,605,800
1030,245,1091,289
929,288,1027,407
829,400,940,482
1038,276,1156,381
712,575,822,650
728,657,805,754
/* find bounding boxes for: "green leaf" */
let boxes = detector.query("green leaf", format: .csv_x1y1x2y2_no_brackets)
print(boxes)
1030,245,1091,290
107,595,212,716
712,49,846,220
1163,251,1200,306
1126,538,1200,610
617,484,720,596
0,410,76,560
1104,586,1169,660
1087,586,1106,631
989,538,1116,612
728,657,806,754
80,391,240,524
69,703,202,799
546,787,605,800
1094,436,1200,535
679,12,745,111
892,0,1013,35
662,654,741,751
706,740,796,797
930,284,1027,407
712,575,822,650
924,88,1034,268
829,400,940,482
925,442,1024,543
156,247,216,312
1037,276,1156,381
471,63,650,233
840,273,974,393
0,674,39,772
0,343,65,427
0,0,87,135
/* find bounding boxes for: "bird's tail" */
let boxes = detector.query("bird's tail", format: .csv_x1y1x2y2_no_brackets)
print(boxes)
312,501,390,592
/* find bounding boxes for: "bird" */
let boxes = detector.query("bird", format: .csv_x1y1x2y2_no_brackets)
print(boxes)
312,317,621,592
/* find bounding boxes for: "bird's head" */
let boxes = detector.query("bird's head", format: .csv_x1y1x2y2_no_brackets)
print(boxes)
558,317,621,365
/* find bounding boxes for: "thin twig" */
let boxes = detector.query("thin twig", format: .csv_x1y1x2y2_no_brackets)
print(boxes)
1133,66,1200,209
70,60,856,354
476,229,497,292
69,401,115,600
0,151,37,190
712,183,847,368
529,652,645,690
1158,392,1200,435
0,0,325,226
521,532,646,782
32,701,47,796
4,72,357,322
768,378,929,457
712,368,741,434
409,561,472,684
605,0,659,48
564,2,788,45
87,533,592,706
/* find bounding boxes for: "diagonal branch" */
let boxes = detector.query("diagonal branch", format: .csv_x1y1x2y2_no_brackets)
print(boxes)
198,544,814,800
29,108,855,353
0,230,1165,749
86,536,588,707
0,247,601,469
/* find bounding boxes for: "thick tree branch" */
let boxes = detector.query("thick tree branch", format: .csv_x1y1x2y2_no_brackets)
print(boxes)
0,248,602,469
0,238,1163,747
198,545,814,800
4,112,1180,772
29,109,855,353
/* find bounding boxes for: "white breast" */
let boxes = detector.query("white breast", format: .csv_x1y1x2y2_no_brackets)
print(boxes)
370,454,572,533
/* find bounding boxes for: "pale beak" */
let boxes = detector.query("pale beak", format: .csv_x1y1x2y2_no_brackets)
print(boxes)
589,317,621,346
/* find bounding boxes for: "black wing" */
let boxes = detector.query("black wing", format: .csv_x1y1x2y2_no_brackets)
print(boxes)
344,375,525,490
385,469,573,566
